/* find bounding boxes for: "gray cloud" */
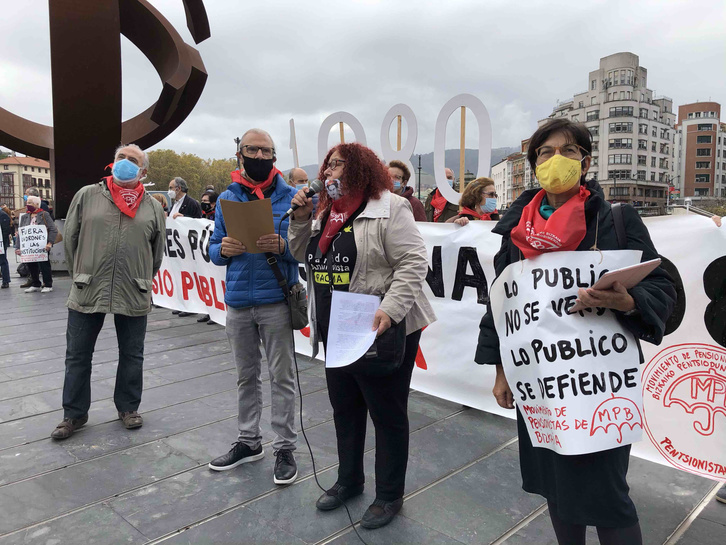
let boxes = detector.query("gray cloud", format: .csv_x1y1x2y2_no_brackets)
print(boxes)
1,0,724,173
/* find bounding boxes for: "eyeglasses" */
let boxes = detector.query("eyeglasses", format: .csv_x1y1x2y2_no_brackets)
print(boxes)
535,144,587,162
327,159,346,169
482,191,498,198
241,145,275,159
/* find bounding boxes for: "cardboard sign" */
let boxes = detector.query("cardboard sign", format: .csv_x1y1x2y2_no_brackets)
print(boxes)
490,250,644,455
18,225,48,263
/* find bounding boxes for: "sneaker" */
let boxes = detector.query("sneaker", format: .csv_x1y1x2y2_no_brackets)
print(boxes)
716,485,726,504
1,283,8,289
50,414,89,440
209,442,264,471
24,286,41,293
118,411,143,429
360,498,404,529
19,280,32,288
315,483,365,511
41,286,53,293
273,449,298,485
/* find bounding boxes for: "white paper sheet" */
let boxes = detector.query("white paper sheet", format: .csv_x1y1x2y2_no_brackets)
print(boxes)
325,291,381,368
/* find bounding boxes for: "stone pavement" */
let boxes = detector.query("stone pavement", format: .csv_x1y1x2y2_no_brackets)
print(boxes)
0,276,723,544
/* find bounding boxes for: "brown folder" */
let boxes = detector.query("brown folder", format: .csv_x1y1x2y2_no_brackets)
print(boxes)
219,198,275,254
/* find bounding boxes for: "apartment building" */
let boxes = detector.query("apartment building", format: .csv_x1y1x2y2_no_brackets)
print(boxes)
0,155,53,210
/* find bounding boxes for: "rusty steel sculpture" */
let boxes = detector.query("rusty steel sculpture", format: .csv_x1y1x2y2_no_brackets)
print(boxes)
0,0,210,217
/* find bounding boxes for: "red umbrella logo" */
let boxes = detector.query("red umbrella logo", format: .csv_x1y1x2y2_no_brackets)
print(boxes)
663,368,726,436
590,394,643,444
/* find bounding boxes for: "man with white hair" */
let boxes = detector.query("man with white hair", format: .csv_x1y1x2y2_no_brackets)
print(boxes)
208,128,300,485
50,144,166,440
424,167,460,223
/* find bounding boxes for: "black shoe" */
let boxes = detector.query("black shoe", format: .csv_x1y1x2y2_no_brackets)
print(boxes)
716,485,726,504
1,283,8,289
273,449,298,485
197,314,210,322
315,483,364,511
50,414,89,440
178,311,194,317
208,442,264,471
360,498,403,529
207,319,216,325
171,310,181,315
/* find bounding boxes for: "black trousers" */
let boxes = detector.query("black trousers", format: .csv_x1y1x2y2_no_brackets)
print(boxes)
325,329,422,501
62,309,147,418
28,260,52,287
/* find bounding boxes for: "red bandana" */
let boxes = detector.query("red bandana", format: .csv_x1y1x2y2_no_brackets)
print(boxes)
106,176,144,218
460,207,498,221
431,189,448,222
510,186,590,259
318,195,365,254
231,168,283,199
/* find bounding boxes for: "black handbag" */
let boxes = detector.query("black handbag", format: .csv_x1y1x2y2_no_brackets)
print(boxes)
346,316,407,377
265,253,309,330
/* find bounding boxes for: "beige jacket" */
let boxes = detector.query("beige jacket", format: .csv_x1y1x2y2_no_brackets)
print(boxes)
288,190,436,356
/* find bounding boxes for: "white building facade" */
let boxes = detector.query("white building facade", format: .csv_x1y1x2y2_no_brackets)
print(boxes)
491,158,509,210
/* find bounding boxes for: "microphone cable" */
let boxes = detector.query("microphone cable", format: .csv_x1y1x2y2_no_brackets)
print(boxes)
277,216,370,545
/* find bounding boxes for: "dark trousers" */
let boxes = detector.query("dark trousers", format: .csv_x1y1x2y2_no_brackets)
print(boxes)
326,329,422,501
28,259,52,287
62,309,147,418
0,248,9,284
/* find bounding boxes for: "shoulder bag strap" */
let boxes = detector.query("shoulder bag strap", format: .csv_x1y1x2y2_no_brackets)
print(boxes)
611,203,627,250
265,253,291,299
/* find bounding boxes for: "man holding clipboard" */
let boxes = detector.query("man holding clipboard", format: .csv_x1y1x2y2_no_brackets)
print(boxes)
207,129,300,486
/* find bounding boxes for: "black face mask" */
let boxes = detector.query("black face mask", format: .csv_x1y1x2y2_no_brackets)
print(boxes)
242,156,274,182
201,202,211,213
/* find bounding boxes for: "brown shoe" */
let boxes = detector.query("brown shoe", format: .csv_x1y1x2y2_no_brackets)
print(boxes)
119,411,143,429
19,280,32,289
50,415,88,440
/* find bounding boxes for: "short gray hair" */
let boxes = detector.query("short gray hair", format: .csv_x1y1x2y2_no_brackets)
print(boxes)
25,187,40,196
174,177,188,193
114,143,149,170
240,128,276,157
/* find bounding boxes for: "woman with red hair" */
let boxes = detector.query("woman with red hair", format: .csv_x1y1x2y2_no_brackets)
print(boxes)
289,143,436,529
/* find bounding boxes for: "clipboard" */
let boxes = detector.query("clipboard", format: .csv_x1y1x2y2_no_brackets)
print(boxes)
219,198,275,254
569,258,662,313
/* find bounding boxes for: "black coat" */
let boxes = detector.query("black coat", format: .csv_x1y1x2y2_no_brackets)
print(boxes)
475,179,676,366
176,194,202,219
0,210,11,248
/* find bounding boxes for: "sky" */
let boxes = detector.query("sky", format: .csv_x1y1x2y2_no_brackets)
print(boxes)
1,0,725,172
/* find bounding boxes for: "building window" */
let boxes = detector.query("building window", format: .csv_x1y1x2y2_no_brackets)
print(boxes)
697,123,713,131
639,108,649,118
695,174,711,183
609,138,632,149
609,106,633,117
695,161,710,169
651,127,657,137
637,155,647,165
697,135,712,144
660,143,669,154
695,188,709,196
696,148,712,157
688,112,693,119
588,126,599,137
32,177,36,185
592,141,599,151
2,165,6,170
651,157,656,167
638,139,647,150
695,112,701,118
578,102,584,109
659,158,669,169
660,130,669,140
591,97,597,105
609,187,630,196
608,154,632,165
591,80,596,90
609,122,632,133
639,124,648,135
637,170,646,180
608,170,630,180
651,142,657,152
586,110,599,122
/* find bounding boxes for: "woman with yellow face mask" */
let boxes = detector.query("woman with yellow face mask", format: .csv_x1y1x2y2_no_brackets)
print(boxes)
475,119,676,545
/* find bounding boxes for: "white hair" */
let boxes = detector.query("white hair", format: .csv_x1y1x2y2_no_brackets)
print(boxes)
114,143,149,170
26,195,41,207
240,129,276,156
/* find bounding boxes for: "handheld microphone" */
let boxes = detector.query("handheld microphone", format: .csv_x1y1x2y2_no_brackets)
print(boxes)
282,179,324,220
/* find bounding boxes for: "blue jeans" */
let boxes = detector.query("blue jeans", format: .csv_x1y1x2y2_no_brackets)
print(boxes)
0,247,9,284
62,309,147,418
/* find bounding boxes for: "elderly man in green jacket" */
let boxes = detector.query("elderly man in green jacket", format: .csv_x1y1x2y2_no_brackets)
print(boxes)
51,144,166,440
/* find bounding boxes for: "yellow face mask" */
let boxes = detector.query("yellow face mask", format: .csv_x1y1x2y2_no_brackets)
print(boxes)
535,154,583,194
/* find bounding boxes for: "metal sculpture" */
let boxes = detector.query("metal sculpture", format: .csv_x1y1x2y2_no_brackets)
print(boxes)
0,0,210,217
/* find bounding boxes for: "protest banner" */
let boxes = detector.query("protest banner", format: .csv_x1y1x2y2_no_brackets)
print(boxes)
153,214,726,479
490,250,644,455
18,224,48,263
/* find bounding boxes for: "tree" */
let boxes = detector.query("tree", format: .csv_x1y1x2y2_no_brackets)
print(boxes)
147,149,237,198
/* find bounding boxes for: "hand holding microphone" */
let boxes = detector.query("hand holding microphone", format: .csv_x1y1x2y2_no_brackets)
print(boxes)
285,179,324,221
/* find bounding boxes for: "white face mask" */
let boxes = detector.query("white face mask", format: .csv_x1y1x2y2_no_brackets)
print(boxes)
167,189,177,202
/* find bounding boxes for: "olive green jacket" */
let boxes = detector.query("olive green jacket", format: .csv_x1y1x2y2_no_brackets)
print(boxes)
64,180,166,316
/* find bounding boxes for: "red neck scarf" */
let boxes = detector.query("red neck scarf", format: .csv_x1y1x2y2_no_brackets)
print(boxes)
431,189,448,222
460,206,497,221
231,168,283,199
318,195,365,254
510,186,590,259
106,177,144,218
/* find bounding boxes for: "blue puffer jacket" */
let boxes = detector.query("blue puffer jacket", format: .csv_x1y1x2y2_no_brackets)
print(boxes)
210,175,299,309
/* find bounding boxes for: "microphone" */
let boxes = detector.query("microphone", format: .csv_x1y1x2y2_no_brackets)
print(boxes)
282,179,324,220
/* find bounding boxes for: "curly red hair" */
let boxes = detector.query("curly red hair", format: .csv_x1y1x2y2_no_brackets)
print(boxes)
316,143,392,218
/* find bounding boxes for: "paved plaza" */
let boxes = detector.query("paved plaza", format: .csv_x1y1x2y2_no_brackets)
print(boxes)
0,276,723,544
